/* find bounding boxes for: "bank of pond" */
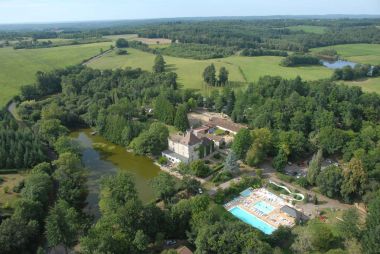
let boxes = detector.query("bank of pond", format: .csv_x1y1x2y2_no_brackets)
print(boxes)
70,128,161,217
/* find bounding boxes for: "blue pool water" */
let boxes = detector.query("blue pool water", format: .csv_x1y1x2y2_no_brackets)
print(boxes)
229,206,276,235
240,188,253,197
253,201,274,214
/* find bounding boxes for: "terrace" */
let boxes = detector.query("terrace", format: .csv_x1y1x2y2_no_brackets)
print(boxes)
224,187,302,234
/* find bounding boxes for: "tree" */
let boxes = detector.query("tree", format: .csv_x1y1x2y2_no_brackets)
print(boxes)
181,176,201,195
115,38,129,48
13,198,44,223
362,192,380,254
130,122,169,155
151,172,177,203
272,148,288,172
22,172,52,209
54,136,80,155
231,128,252,160
307,149,323,185
202,64,216,86
37,119,69,145
190,160,211,177
336,208,360,239
246,128,273,166
0,218,39,254
174,104,189,132
153,54,165,73
316,165,343,198
45,200,81,254
53,153,88,209
154,95,175,125
341,158,368,202
218,67,229,86
224,151,239,173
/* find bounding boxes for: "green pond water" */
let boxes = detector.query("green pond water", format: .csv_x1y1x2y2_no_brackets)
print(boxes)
70,128,161,216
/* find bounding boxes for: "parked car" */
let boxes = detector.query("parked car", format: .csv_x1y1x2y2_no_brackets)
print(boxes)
165,240,177,246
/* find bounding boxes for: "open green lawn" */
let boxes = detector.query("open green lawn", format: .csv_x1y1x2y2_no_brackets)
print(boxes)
88,48,332,94
311,43,380,65
0,42,112,107
286,25,328,34
343,77,380,94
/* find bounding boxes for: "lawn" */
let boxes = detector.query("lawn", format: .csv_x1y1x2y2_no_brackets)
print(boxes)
310,44,380,65
286,25,328,34
0,173,26,213
0,42,112,107
343,77,380,94
88,48,332,94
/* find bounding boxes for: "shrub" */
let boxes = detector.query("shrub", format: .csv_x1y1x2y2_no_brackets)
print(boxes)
158,156,168,165
212,171,233,184
190,160,211,178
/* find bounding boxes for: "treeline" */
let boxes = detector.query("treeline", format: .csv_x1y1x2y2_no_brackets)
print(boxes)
134,19,380,51
280,54,321,66
240,48,288,57
332,64,380,81
13,37,111,50
158,43,236,60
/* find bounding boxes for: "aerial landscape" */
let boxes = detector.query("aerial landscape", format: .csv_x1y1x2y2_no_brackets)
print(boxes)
0,0,380,253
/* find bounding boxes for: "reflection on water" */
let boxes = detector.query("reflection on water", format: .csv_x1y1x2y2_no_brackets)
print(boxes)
321,59,357,69
70,128,160,217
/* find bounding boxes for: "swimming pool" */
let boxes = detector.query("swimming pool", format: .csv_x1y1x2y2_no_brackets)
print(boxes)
240,188,253,197
253,201,274,214
229,206,276,234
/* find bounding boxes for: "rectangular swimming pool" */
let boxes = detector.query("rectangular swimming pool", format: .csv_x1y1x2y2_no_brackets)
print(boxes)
253,201,274,214
229,206,276,235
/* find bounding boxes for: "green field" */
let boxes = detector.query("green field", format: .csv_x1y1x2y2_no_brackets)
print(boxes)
311,43,380,65
88,48,332,93
343,77,380,94
0,42,112,107
287,25,327,34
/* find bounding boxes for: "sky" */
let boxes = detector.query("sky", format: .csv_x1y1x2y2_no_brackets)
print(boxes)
0,0,379,24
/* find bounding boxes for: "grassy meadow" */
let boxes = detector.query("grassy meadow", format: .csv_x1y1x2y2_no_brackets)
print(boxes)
88,47,332,93
311,43,380,65
286,25,327,34
343,77,380,94
0,42,112,107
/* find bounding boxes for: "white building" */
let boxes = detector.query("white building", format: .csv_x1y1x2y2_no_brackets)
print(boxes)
162,130,214,164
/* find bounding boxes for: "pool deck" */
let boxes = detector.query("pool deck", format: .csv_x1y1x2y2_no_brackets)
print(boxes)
225,188,297,230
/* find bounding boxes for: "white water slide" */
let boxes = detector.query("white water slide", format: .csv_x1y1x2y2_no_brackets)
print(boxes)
269,180,304,202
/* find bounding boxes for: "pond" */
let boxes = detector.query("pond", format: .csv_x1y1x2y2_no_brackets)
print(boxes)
321,59,357,69
70,128,161,217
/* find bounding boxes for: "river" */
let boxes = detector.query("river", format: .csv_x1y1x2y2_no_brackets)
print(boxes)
70,128,161,217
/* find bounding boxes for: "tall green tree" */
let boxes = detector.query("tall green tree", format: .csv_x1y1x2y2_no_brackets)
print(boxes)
45,200,81,254
307,149,323,185
316,165,343,198
224,151,239,173
153,54,165,73
231,128,252,160
362,192,380,254
151,172,177,203
218,66,229,86
341,158,368,202
202,64,216,86
174,104,190,132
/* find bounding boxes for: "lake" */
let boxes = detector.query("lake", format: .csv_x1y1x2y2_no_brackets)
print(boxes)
70,128,161,217
321,59,357,69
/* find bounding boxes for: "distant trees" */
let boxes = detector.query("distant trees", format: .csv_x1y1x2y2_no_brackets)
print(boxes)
115,38,129,48
153,54,165,73
332,64,380,81
203,64,229,86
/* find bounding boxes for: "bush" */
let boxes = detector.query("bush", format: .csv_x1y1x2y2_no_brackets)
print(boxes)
190,160,211,178
212,170,233,184
158,156,168,165
213,153,221,160
295,177,308,188
0,176,3,184
116,49,128,55
13,180,25,193
276,172,294,183
3,186,9,194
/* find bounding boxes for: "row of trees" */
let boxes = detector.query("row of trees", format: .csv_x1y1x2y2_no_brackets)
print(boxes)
332,64,380,81
202,64,229,86
280,54,321,67
158,43,236,60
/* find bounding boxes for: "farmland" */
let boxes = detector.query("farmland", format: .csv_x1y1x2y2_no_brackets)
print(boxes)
310,43,380,65
88,47,332,93
0,42,112,107
343,77,380,94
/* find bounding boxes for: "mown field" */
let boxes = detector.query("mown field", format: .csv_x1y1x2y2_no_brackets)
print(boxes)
311,43,380,65
88,48,332,93
286,25,327,34
0,42,112,107
344,77,380,94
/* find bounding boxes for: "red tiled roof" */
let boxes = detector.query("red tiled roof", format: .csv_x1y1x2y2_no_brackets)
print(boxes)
176,246,193,254
169,131,202,146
